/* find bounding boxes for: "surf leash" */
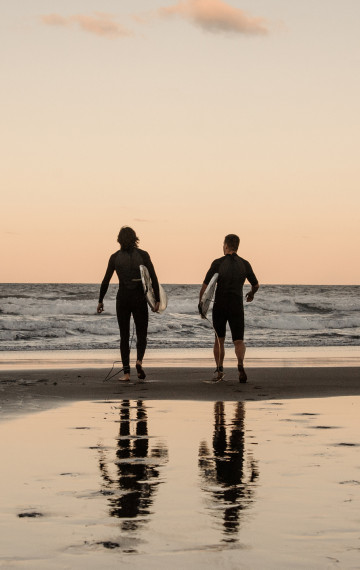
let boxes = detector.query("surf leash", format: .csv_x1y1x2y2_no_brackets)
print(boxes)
103,321,136,382
203,314,223,377
103,360,124,383
199,298,223,379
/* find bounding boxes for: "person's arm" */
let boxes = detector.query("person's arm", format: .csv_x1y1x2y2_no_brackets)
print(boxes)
198,282,208,318
97,255,115,313
245,283,259,302
143,252,160,312
199,282,207,302
198,260,218,316
244,260,259,303
200,260,218,301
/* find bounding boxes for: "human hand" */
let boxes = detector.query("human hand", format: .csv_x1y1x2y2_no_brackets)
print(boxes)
152,301,160,313
97,303,104,314
245,292,254,303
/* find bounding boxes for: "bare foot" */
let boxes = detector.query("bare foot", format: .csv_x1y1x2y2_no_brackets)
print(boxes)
119,373,130,382
238,364,247,383
136,361,146,380
212,367,224,381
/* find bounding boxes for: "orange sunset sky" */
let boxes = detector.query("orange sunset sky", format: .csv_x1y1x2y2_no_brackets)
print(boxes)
1,0,359,285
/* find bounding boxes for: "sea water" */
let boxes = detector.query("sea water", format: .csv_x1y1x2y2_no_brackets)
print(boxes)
0,284,359,351
0,397,359,569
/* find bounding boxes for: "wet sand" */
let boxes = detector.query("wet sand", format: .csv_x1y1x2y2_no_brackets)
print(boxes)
2,346,360,369
1,365,360,421
1,396,360,569
1,354,360,568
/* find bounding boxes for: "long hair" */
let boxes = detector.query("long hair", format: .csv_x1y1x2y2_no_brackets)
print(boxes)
117,226,139,251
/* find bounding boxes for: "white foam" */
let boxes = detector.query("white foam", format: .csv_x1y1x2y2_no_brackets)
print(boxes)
0,284,359,351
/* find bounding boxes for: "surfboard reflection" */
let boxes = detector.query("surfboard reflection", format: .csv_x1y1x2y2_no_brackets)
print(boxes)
97,400,168,531
198,401,259,540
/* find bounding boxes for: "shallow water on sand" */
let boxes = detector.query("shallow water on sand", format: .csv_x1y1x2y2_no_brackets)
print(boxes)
0,397,359,569
1,346,360,370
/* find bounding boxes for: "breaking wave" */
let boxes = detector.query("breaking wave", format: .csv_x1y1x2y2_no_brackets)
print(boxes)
0,284,359,351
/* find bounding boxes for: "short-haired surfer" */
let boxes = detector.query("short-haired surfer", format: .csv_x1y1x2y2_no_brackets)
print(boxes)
199,234,259,382
97,226,160,381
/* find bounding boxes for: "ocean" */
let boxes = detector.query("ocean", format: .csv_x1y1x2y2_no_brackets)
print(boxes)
0,284,359,352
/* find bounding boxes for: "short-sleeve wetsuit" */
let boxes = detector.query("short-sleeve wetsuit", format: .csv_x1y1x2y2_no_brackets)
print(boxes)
99,247,160,373
203,253,258,341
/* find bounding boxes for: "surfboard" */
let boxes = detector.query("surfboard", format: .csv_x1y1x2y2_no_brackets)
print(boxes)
139,265,167,313
199,273,218,317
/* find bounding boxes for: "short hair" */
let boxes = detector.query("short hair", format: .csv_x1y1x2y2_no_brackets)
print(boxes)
117,226,139,250
224,234,240,251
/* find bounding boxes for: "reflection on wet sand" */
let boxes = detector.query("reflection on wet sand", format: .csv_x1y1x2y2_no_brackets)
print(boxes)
97,400,168,531
1,397,360,567
199,402,259,541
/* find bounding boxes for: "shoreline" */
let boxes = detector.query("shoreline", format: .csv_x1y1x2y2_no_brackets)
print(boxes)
1,347,359,422
1,364,359,423
1,346,360,370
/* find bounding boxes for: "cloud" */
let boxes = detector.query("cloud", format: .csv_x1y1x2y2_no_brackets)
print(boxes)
41,14,69,27
72,13,132,38
41,12,133,38
159,0,268,35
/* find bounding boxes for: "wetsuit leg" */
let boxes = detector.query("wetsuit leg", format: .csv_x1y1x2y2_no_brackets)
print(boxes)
132,293,149,362
227,297,245,341
213,296,245,341
116,293,132,372
212,300,228,338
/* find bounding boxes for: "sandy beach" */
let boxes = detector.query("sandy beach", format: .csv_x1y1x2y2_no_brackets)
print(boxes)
1,361,360,421
0,370,360,569
2,0,360,563
1,353,360,569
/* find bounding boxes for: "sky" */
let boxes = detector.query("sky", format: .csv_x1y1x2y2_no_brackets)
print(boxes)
1,0,359,284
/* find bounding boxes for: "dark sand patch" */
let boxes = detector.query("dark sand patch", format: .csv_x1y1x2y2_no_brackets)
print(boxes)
1,366,360,421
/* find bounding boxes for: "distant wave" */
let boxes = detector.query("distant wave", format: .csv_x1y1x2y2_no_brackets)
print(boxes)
0,284,359,351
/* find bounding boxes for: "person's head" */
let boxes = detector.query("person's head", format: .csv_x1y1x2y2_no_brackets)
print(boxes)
223,234,240,254
117,226,139,251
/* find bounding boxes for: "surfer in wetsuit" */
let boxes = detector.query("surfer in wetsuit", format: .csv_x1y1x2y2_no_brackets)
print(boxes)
199,234,259,382
97,226,160,381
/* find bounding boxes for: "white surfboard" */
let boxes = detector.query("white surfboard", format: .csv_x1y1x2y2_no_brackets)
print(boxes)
199,273,218,317
139,265,167,313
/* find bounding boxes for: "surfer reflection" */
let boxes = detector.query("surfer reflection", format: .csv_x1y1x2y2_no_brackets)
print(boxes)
198,402,259,540
97,400,168,531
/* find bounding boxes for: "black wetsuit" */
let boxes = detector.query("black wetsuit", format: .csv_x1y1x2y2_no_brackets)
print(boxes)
203,253,258,341
99,248,160,373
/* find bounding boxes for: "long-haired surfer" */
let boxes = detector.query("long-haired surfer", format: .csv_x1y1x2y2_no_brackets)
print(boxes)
199,234,259,382
97,226,160,381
